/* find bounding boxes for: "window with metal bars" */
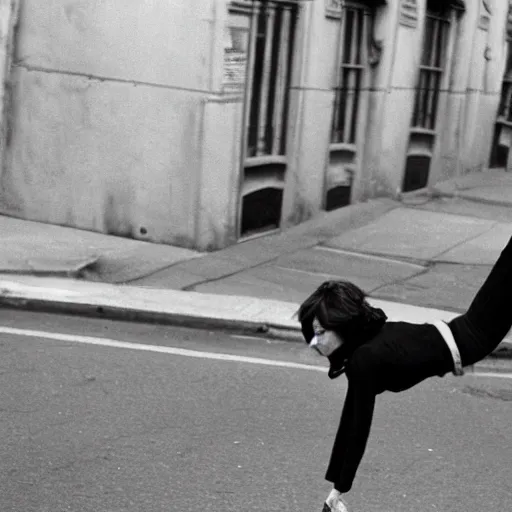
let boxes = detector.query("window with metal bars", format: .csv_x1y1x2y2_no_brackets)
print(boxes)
498,41,512,123
246,1,298,158
331,3,372,145
411,8,451,130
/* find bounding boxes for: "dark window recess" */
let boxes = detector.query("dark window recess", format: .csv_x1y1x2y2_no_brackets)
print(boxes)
325,185,352,211
241,188,283,237
402,155,431,192
489,125,510,168
428,0,464,13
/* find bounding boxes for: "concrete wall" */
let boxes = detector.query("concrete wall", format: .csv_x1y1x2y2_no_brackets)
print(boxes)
281,1,335,227
193,0,246,250
433,0,508,183
359,0,403,199
363,0,511,197
469,0,510,173
369,0,424,197
282,0,402,223
0,0,217,248
1,0,510,251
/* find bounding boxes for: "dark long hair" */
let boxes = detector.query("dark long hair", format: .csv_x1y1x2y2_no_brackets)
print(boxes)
298,280,387,354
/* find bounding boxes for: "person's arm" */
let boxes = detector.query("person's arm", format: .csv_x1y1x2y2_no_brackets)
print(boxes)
325,348,378,493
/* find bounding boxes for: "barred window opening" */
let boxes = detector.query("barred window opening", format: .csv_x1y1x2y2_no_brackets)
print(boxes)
412,9,451,130
498,41,512,123
246,1,298,158
331,4,372,145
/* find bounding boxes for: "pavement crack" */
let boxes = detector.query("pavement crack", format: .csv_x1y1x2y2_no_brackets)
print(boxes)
461,385,512,402
367,266,431,296
180,248,316,292
432,222,499,262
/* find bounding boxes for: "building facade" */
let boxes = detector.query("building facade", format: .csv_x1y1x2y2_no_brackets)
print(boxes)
0,0,510,251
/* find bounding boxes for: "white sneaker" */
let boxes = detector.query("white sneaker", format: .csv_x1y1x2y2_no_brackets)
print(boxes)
323,489,349,512
322,501,348,512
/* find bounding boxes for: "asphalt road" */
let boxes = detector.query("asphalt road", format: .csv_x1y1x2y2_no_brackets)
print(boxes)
0,310,511,512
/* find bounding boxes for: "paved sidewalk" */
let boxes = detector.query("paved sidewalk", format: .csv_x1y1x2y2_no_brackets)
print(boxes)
0,169,511,358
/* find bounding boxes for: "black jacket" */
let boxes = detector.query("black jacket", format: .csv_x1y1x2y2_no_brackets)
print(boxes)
325,321,454,493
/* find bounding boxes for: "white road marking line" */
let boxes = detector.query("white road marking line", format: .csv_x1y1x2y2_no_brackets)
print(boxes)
0,326,326,372
1,325,511,379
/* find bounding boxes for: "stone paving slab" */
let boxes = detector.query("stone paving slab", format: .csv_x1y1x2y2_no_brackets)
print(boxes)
273,247,425,291
0,236,99,275
132,266,209,290
192,264,333,302
0,251,98,276
433,223,512,265
130,199,399,290
173,246,426,300
138,255,253,287
325,208,494,261
373,263,492,313
434,169,512,207
192,256,423,303
444,187,512,207
0,215,200,283
412,196,512,223
80,244,203,284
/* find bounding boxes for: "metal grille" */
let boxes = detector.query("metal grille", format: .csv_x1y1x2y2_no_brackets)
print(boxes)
331,4,370,144
412,10,450,130
246,1,298,158
498,42,512,123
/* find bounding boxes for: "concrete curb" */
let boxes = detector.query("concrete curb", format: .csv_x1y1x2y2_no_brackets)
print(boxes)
0,276,510,358
0,276,302,340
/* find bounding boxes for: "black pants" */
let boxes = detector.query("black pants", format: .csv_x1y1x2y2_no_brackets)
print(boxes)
449,235,512,366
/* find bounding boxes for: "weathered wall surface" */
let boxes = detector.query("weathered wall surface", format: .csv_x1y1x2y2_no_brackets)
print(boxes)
0,0,214,247
0,0,19,180
1,0,510,250
434,0,507,183
282,1,336,227
364,0,509,197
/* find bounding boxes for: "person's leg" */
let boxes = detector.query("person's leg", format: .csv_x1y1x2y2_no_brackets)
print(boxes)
449,235,512,366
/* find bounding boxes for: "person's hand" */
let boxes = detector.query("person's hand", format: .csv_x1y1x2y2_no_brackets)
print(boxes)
322,488,349,512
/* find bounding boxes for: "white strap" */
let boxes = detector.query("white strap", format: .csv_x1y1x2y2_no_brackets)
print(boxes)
433,321,464,376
